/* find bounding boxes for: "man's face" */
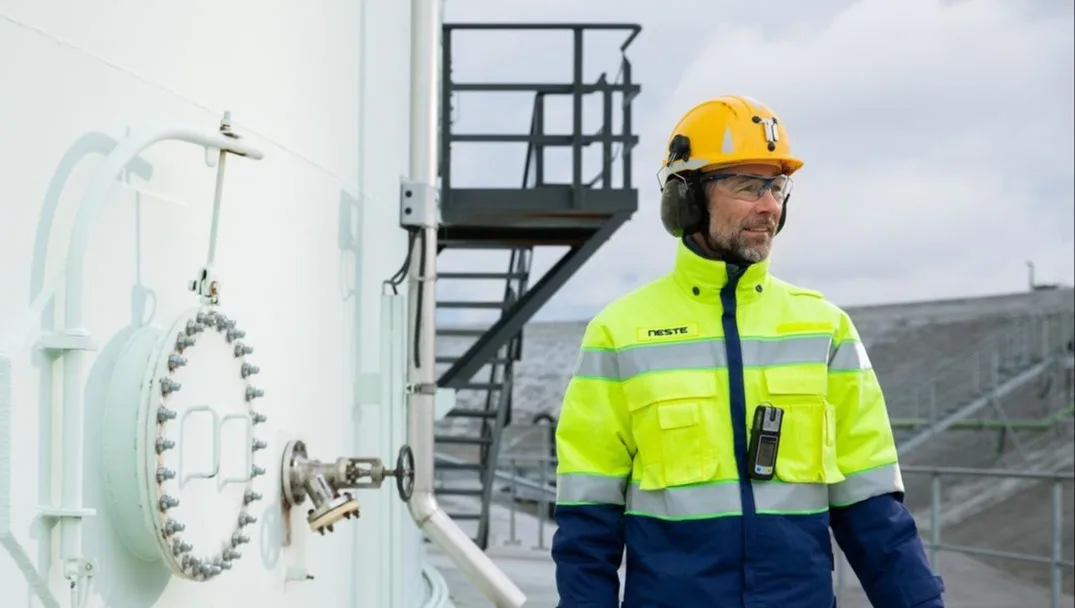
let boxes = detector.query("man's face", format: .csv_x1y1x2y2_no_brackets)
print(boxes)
700,163,788,264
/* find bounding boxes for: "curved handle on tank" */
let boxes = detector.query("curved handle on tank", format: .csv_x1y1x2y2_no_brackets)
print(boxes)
395,444,416,502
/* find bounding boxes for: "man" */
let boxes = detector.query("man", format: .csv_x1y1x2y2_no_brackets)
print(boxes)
551,95,945,608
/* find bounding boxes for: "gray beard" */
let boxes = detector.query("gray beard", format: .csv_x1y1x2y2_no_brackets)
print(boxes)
703,231,764,266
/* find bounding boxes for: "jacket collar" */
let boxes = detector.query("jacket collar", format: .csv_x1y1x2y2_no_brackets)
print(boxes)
672,236,771,305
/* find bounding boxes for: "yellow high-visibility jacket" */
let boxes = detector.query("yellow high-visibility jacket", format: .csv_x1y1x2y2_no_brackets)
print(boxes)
551,238,945,608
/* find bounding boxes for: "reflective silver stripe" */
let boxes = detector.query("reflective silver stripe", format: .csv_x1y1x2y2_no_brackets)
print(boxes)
828,463,904,507
829,340,872,372
619,340,724,377
755,482,830,514
739,336,832,370
574,349,618,378
627,481,740,519
556,473,627,505
575,335,833,381
625,481,829,519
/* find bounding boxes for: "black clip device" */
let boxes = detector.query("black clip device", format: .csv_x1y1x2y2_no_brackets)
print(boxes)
747,403,783,481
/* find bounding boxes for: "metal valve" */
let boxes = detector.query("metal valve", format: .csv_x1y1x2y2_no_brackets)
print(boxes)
393,444,415,502
280,440,415,536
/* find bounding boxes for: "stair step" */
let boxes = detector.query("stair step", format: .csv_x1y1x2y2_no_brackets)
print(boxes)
444,408,498,419
437,300,508,309
437,328,487,337
435,435,494,445
444,512,483,521
437,487,485,497
437,461,486,472
456,382,503,391
440,271,528,280
440,241,521,250
436,355,513,365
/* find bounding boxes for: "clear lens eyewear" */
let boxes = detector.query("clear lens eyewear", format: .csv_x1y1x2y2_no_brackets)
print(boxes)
701,172,794,202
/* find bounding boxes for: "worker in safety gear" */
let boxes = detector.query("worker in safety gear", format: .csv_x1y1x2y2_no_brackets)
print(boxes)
551,95,945,608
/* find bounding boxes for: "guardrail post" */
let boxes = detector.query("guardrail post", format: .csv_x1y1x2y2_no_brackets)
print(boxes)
1050,480,1062,608
974,350,981,394
535,431,550,550
929,382,937,424
507,458,520,546
992,351,1000,388
1041,315,1050,361
930,473,941,571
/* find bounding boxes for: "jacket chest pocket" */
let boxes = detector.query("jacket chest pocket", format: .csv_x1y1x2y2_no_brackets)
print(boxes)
625,373,722,490
760,366,844,485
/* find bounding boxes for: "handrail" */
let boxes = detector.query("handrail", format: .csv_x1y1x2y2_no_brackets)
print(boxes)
836,465,1073,608
895,311,1072,430
436,452,556,500
892,404,1074,430
442,21,640,210
901,465,1074,480
908,311,1065,390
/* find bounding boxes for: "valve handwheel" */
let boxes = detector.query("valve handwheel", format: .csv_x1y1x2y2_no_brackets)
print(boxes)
394,444,415,502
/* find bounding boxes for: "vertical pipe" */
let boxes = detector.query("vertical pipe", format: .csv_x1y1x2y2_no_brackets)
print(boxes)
59,350,84,574
439,26,452,208
378,294,393,608
404,0,526,605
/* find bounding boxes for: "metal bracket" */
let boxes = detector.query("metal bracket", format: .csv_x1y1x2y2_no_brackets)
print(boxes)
187,265,221,306
39,506,97,520
407,382,438,395
37,330,97,355
399,180,439,228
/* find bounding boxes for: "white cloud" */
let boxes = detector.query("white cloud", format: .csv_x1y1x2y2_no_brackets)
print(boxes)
438,0,1074,322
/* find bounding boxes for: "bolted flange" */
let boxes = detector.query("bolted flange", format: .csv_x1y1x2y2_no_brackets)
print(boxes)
102,306,270,583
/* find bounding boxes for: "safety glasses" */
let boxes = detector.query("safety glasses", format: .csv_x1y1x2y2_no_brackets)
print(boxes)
700,172,793,202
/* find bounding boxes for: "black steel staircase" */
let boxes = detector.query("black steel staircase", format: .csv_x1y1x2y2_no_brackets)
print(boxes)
433,22,642,549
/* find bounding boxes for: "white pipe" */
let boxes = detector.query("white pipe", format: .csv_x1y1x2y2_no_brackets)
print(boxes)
60,126,263,580
404,1,527,606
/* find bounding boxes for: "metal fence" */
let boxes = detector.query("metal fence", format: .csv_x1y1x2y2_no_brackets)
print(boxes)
485,442,1073,606
849,465,1073,608
895,311,1073,424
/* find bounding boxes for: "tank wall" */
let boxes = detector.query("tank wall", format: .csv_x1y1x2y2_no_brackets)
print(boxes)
0,1,424,606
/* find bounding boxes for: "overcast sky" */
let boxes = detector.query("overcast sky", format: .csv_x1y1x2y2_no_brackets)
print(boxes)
436,0,1075,324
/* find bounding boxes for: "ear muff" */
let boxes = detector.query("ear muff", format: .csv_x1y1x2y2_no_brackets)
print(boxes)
659,134,708,238
660,175,707,238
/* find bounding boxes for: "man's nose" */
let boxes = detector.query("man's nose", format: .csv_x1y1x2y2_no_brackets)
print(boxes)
754,189,783,215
